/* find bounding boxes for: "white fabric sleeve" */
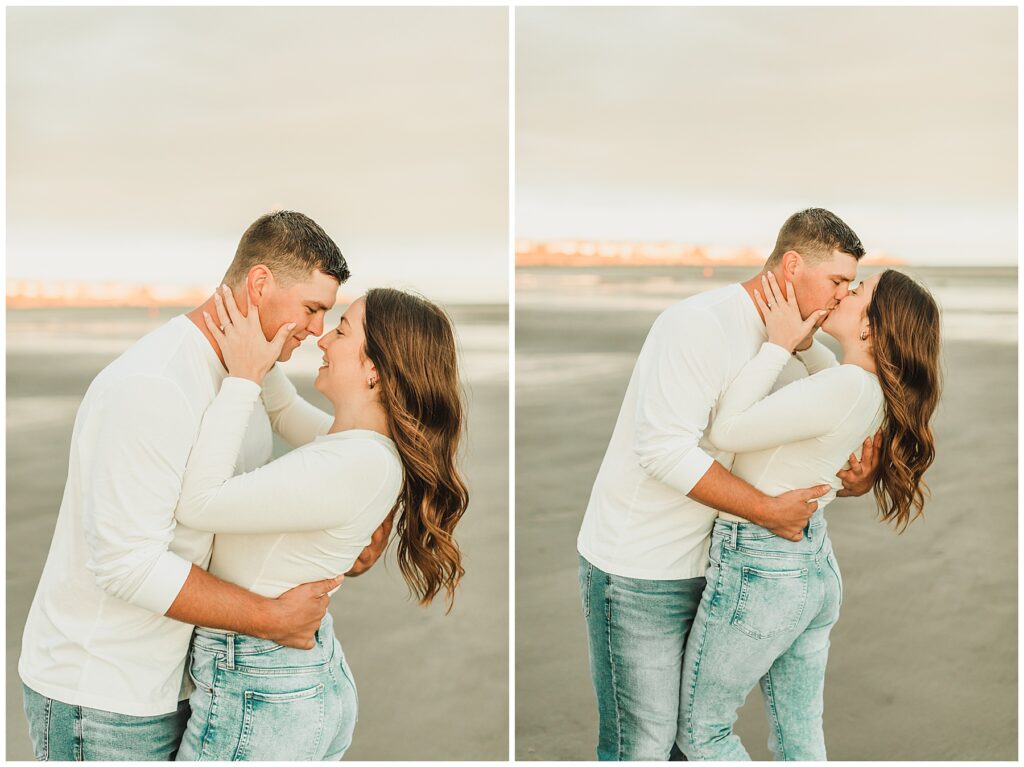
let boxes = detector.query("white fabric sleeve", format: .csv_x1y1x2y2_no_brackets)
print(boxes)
709,361,871,453
82,376,197,615
261,365,332,448
633,309,728,495
795,338,840,375
176,377,393,534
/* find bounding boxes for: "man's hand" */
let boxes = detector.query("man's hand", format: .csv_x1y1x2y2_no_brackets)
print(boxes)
836,431,882,497
346,510,395,577
761,485,830,542
260,575,343,649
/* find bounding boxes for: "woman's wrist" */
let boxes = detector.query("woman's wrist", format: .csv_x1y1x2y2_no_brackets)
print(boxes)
226,371,265,386
767,335,796,354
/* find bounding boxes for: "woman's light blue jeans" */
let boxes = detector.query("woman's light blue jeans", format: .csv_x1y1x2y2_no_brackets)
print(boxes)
580,554,706,760
677,513,842,761
176,611,358,761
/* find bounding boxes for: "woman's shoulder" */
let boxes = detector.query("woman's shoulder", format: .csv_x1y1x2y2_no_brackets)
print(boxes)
802,365,883,416
808,363,877,389
309,430,401,468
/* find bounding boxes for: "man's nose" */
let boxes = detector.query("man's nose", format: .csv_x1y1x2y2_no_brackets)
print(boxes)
310,315,325,337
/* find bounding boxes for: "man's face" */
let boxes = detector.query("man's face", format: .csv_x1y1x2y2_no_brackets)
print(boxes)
790,250,859,322
256,269,340,361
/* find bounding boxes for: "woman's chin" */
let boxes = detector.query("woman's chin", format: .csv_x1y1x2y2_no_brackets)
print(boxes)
818,316,838,340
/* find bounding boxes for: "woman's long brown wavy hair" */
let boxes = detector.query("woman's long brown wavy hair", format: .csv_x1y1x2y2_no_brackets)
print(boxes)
867,270,942,532
363,288,469,611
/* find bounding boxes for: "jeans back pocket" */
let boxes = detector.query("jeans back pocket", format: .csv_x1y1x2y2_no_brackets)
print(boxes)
730,565,809,640
235,683,327,760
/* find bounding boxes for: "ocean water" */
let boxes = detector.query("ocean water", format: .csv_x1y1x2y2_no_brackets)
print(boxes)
7,302,508,393
516,265,1017,390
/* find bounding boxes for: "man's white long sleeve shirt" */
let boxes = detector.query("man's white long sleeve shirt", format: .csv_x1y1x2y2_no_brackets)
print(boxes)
19,316,274,716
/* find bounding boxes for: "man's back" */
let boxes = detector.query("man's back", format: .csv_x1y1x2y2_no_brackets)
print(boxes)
577,283,810,581
20,316,273,716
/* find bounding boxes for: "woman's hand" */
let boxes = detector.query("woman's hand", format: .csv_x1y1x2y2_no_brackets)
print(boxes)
754,272,827,354
203,284,294,385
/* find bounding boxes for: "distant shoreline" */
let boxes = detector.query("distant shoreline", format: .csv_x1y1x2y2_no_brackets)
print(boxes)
515,238,906,269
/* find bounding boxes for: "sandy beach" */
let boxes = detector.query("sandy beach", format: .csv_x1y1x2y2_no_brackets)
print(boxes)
515,266,1017,760
6,304,508,761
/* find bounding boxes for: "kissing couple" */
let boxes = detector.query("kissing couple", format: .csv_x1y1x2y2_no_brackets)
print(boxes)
20,211,470,760
578,208,941,760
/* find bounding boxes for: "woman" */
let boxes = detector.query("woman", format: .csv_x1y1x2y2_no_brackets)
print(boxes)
173,285,468,761
678,270,941,760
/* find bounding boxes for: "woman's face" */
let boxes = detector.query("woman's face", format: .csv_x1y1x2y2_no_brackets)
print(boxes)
821,271,881,342
315,296,375,399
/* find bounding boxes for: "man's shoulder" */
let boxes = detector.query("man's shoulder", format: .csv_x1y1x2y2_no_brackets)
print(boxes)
654,284,742,333
88,317,210,404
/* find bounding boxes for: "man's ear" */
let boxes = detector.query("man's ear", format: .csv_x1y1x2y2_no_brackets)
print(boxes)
246,265,272,308
780,250,802,282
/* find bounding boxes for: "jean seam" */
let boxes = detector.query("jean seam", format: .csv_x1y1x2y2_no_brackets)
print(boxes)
41,696,51,761
73,705,82,761
198,658,222,760
604,575,623,760
762,667,787,759
684,562,720,759
583,561,594,618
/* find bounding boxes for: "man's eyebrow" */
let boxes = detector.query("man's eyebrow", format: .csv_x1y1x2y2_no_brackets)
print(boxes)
831,272,857,281
306,301,331,311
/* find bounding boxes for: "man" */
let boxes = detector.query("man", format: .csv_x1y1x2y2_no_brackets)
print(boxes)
577,208,882,761
19,211,391,760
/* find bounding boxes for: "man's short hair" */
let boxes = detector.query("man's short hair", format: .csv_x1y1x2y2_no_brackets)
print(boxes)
765,208,865,268
223,211,350,287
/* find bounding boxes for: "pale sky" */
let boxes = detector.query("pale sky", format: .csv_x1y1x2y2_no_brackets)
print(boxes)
517,7,1017,265
8,7,508,301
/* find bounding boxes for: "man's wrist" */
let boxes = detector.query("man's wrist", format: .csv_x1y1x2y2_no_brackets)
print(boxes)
747,494,773,526
248,596,279,640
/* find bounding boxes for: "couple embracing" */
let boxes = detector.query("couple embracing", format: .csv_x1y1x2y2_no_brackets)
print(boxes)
20,211,469,760
578,208,941,760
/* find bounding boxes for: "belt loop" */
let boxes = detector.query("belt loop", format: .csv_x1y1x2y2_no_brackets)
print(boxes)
226,634,235,670
729,522,738,550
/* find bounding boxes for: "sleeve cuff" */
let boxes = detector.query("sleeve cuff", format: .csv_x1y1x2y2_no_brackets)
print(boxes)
795,339,838,373
129,550,194,615
661,448,716,496
761,341,795,363
222,376,263,400
259,365,299,410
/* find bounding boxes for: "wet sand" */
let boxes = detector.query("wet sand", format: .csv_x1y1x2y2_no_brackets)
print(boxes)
515,292,1017,760
6,306,508,761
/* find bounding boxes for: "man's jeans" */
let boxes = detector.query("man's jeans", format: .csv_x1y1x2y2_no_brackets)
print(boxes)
176,611,357,761
579,554,706,761
677,514,842,760
23,684,190,760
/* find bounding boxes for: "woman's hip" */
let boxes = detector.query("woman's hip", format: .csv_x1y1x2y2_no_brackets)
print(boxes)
180,614,358,761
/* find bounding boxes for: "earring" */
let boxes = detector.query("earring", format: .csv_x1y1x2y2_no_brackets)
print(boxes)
860,330,868,341
368,376,377,389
